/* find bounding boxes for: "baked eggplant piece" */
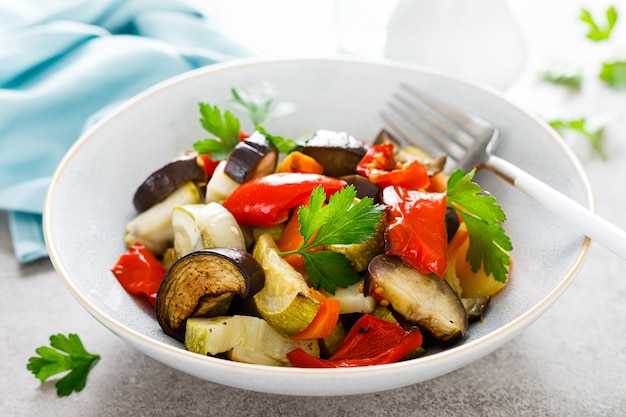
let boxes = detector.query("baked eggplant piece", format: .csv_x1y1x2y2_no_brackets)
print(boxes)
224,130,278,183
365,254,468,344
339,174,382,204
133,154,206,213
301,130,368,177
156,248,265,342
462,296,491,323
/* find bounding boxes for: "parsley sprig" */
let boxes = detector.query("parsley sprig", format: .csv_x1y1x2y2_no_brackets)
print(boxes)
279,185,385,294
580,6,618,41
230,83,296,126
549,118,607,160
193,86,298,159
599,61,626,91
27,333,100,397
446,169,512,284
193,103,241,160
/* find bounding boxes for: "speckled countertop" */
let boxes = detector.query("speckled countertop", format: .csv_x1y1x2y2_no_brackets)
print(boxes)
2,1,626,416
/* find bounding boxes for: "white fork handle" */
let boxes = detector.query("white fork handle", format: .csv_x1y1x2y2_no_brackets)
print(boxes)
488,154,626,260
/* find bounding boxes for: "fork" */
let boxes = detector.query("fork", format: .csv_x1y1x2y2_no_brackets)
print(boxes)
382,83,626,260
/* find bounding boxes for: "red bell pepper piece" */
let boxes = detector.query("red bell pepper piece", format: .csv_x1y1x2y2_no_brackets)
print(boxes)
286,314,422,368
196,154,220,177
222,173,346,227
110,243,167,305
356,143,429,190
285,348,338,368
383,186,448,277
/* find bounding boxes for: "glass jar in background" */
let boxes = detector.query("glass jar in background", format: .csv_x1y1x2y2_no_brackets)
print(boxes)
334,0,400,58
384,0,527,90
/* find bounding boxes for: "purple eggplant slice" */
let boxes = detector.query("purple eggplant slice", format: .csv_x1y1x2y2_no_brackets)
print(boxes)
301,130,368,177
339,174,382,204
156,248,265,342
365,254,468,344
224,131,278,183
133,154,206,212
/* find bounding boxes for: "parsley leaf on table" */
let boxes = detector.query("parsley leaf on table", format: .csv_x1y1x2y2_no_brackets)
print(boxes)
580,6,618,41
599,61,626,91
549,118,607,159
541,66,583,90
26,333,100,397
446,169,512,284
280,185,385,294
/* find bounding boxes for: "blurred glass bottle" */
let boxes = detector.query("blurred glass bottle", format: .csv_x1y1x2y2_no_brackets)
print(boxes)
385,0,527,90
335,0,400,58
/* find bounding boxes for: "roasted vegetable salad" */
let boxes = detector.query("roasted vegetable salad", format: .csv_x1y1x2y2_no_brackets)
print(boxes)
111,86,513,367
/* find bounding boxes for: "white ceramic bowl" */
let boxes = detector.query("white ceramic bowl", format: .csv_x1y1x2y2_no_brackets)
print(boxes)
44,57,591,396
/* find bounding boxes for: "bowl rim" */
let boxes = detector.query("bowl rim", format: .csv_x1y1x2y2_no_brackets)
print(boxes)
43,56,593,393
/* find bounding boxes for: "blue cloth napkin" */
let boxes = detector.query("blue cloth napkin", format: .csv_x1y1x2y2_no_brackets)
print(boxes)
0,0,255,263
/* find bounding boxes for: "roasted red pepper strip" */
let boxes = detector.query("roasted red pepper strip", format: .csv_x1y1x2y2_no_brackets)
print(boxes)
222,173,346,227
286,314,422,368
356,143,429,190
383,186,448,277
111,243,167,305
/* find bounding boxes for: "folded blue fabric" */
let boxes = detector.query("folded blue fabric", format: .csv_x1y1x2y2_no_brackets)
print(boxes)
0,0,255,263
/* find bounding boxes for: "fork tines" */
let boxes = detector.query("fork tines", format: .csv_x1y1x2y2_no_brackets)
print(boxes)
382,83,496,172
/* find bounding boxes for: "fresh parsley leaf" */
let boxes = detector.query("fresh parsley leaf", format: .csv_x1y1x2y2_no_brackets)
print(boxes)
549,118,607,159
301,250,359,293
280,185,385,293
446,169,512,284
256,126,301,154
198,102,240,144
230,84,296,127
580,6,618,41
599,61,626,91
193,103,241,160
27,333,100,397
193,103,240,161
298,185,384,248
541,66,583,89
193,85,299,160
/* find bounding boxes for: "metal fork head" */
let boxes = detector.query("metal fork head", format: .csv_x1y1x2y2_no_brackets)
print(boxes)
382,83,500,173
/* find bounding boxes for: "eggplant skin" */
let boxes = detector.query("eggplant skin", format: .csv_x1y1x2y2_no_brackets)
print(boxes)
224,131,278,183
133,154,206,213
366,254,468,344
156,248,265,342
339,175,382,204
445,207,461,243
301,130,368,178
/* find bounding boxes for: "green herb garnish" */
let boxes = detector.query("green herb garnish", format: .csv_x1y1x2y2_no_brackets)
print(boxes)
541,66,583,89
599,61,626,91
446,169,512,284
256,126,301,154
580,6,618,41
27,333,100,397
549,118,607,159
193,85,297,159
193,103,241,160
230,84,296,127
279,185,384,294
